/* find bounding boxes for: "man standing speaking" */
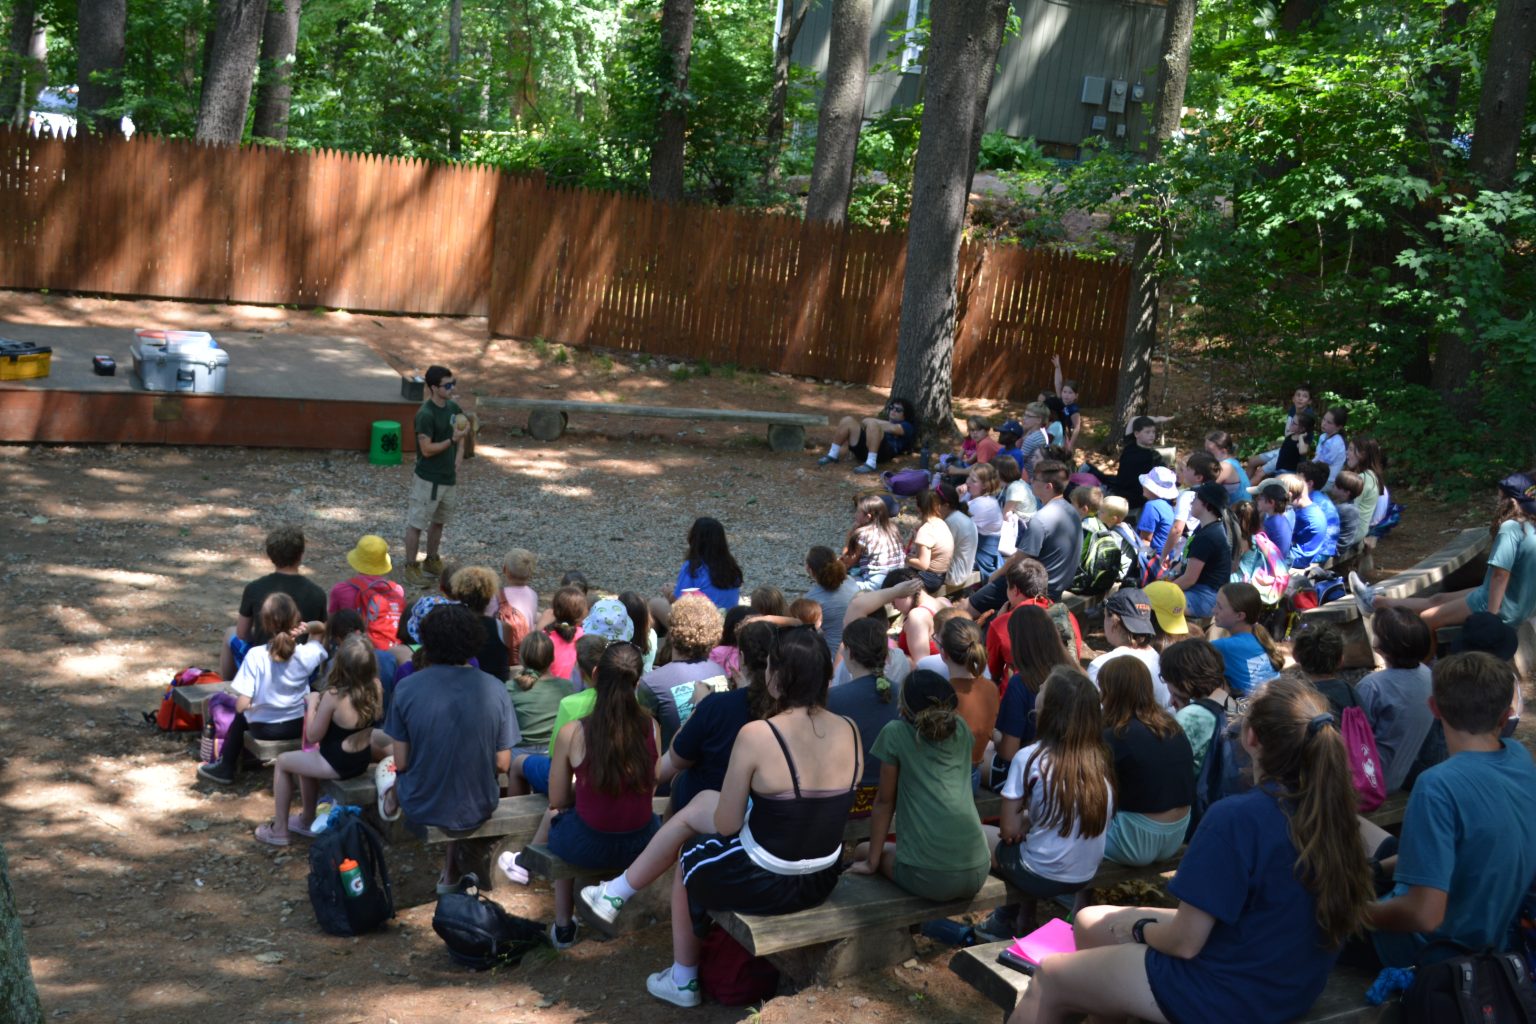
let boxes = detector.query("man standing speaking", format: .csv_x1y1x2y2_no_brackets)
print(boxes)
403,364,468,587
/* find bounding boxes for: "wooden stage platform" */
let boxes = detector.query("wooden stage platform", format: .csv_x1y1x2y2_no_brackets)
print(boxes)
0,323,420,452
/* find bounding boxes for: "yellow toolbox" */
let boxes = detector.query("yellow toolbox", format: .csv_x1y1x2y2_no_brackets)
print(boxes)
0,339,51,380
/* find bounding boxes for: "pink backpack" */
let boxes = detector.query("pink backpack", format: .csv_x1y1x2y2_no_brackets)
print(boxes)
1339,705,1387,812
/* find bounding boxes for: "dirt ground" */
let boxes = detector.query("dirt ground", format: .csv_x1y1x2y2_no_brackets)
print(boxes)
0,291,1485,1023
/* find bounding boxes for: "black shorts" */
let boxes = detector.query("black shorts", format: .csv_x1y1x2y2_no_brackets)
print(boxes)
850,437,904,465
679,834,842,937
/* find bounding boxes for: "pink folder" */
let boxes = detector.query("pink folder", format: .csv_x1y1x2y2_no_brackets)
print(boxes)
1006,917,1077,965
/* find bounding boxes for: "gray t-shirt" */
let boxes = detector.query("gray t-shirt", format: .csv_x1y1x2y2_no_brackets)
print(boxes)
637,659,729,752
1019,497,1083,598
946,511,980,585
1357,664,1434,793
382,664,519,831
805,578,860,659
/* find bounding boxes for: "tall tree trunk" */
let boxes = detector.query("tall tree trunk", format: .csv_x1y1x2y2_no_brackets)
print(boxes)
77,0,126,136
804,0,870,224
0,1,36,125
649,0,695,202
448,0,462,155
251,0,301,141
0,842,42,1024
763,0,811,184
1103,0,1197,449
1435,0,1535,412
197,0,267,143
889,0,1011,445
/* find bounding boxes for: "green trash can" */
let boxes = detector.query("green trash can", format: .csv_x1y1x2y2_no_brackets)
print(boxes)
370,420,403,466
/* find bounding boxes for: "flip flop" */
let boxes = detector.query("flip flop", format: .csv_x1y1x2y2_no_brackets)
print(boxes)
498,850,530,886
254,822,290,847
288,814,317,838
374,756,401,822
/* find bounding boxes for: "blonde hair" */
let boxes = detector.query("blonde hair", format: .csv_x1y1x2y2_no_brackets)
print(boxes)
1025,401,1050,422
450,565,499,611
1277,473,1306,502
967,461,1001,497
502,547,536,583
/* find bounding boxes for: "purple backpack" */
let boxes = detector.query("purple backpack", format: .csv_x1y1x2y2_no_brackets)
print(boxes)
882,468,931,497
200,691,240,762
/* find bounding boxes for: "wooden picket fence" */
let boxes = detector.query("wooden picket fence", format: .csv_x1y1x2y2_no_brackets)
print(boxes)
0,128,1129,399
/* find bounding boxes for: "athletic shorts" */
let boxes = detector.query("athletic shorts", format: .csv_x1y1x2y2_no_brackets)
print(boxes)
519,754,551,795
406,474,455,531
678,833,842,938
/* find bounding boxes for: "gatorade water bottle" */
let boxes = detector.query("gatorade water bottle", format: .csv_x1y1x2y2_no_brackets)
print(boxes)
339,858,365,899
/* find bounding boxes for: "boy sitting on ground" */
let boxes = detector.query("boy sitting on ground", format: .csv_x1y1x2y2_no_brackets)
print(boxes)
1361,651,1536,968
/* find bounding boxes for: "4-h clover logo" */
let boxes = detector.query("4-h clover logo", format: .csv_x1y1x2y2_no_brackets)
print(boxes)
380,432,399,453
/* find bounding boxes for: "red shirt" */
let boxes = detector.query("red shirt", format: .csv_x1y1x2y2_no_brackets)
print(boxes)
985,597,1084,689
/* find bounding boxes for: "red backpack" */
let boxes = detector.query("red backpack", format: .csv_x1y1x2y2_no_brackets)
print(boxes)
342,575,404,651
150,667,222,732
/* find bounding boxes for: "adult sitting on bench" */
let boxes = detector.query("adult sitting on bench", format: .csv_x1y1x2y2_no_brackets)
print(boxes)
578,626,862,1009
373,603,519,894
1006,678,1373,1024
198,593,326,786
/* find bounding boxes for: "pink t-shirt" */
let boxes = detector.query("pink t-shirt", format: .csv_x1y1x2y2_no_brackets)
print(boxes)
547,625,585,680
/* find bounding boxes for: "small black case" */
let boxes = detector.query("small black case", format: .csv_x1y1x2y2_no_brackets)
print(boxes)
93,355,116,375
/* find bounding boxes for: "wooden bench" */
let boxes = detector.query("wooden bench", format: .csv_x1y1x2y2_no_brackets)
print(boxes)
714,871,1017,985
475,395,824,452
242,734,300,763
1299,526,1490,668
171,681,229,722
950,938,1395,1022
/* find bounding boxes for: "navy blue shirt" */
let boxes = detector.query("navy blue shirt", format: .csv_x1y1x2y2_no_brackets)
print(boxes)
995,674,1038,748
668,687,753,809
828,674,900,788
1147,787,1339,1024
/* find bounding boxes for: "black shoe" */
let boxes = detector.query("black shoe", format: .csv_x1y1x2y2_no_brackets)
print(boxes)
197,761,235,786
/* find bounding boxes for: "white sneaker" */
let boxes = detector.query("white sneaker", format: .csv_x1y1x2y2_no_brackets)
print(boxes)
579,883,625,925
646,967,701,1008
497,850,530,886
1347,571,1377,615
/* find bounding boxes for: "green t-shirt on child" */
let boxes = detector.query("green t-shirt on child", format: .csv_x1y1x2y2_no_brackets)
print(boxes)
869,718,990,876
547,689,599,756
508,675,574,751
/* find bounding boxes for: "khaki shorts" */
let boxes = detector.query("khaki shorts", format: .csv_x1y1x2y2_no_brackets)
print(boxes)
406,474,455,531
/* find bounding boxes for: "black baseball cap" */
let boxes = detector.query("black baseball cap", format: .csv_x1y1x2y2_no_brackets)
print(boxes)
1105,588,1155,635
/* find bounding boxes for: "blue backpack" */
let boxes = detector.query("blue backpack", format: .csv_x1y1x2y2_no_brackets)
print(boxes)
1185,698,1252,840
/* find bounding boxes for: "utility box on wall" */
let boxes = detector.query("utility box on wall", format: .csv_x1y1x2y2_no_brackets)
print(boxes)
1081,76,1106,105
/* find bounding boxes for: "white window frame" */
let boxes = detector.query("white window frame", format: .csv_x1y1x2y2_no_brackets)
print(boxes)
901,0,925,73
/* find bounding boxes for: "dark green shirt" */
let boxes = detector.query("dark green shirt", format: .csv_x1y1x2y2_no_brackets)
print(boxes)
414,398,462,486
870,718,990,875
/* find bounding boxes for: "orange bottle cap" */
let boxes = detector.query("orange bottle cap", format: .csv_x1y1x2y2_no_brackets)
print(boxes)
339,858,358,871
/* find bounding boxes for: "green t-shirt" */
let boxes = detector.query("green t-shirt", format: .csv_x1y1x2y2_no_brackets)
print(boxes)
869,718,990,875
414,398,463,486
508,675,574,751
547,689,599,756
1354,469,1379,531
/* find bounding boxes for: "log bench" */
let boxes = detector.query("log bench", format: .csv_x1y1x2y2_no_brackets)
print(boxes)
171,681,229,722
1299,526,1490,668
242,734,301,763
475,395,824,452
713,871,1018,985
950,938,1396,1023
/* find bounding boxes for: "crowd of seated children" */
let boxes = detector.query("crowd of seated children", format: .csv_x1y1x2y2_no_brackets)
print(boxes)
1352,470,1536,629
1097,657,1194,867
989,606,1077,790
580,626,861,1008
1010,678,1373,1024
200,593,327,786
221,526,328,681
1355,606,1436,795
977,667,1115,942
851,669,991,900
255,632,383,845
526,642,662,949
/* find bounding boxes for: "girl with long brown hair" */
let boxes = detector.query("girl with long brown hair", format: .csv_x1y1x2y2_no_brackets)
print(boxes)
1209,582,1284,694
987,605,1077,790
844,492,905,588
978,666,1114,941
905,488,956,593
1010,677,1373,1024
535,642,661,949
257,633,384,846
1097,657,1194,866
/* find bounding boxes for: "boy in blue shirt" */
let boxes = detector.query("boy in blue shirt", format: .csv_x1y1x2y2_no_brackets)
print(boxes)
1285,472,1330,567
1136,465,1179,559
1363,651,1536,967
1298,461,1340,561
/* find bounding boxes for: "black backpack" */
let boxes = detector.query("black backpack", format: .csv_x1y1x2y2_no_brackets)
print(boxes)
1185,698,1253,841
1402,947,1536,1024
307,815,394,936
431,874,546,970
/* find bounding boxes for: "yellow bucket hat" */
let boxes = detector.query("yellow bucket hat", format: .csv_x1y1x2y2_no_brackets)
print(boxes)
346,535,393,577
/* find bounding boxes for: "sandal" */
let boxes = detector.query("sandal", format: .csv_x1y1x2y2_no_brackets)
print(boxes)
254,822,290,847
374,756,401,822
288,814,317,838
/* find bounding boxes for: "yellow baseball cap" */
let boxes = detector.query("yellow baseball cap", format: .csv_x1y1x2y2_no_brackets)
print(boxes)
1143,581,1189,635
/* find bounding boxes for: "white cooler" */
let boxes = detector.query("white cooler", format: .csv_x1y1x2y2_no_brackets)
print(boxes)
131,329,230,394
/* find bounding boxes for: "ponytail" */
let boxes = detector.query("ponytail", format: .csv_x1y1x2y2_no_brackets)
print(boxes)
1221,582,1283,670
259,593,302,662
807,545,848,591
1254,622,1285,672
940,617,986,678
547,586,585,643
1244,678,1373,947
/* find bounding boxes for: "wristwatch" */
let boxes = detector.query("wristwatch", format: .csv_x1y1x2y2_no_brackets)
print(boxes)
1131,917,1158,945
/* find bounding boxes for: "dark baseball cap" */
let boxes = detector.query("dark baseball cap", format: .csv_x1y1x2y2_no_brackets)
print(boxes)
1193,482,1229,513
1499,472,1536,514
1451,612,1519,661
1105,588,1155,635
999,419,1024,437
1249,480,1288,502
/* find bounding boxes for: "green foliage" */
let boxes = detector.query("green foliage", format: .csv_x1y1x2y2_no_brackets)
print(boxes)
977,132,1051,173
847,104,922,228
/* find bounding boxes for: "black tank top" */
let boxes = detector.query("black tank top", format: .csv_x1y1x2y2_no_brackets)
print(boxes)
746,717,859,863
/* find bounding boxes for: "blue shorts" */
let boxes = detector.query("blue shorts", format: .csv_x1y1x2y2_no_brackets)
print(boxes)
1184,583,1220,618
227,632,253,668
520,754,551,795
547,810,660,871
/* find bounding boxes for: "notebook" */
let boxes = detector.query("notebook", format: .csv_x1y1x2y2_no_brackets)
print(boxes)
995,917,1077,975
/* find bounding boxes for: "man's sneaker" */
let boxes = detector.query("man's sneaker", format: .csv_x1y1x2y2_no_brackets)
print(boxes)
197,761,235,786
852,463,877,475
646,967,701,1009
579,883,625,925
972,906,1019,943
402,563,429,589
1347,571,1377,615
548,920,579,950
816,454,838,466
422,554,445,577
